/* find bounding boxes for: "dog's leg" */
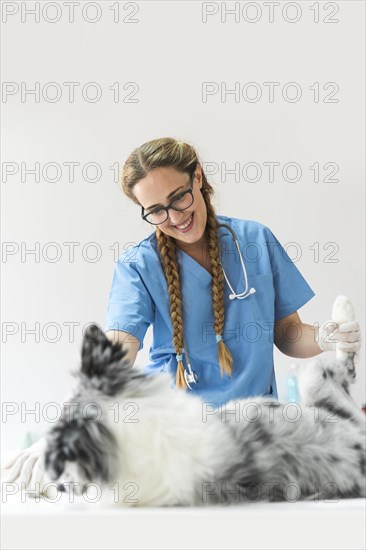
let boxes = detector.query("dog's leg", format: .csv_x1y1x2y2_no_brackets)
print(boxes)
298,354,364,426
298,296,364,425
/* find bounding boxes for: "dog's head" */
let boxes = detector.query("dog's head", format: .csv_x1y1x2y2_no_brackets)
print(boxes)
44,324,146,487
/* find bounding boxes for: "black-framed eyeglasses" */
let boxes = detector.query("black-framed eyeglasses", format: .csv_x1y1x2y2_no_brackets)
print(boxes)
141,172,195,225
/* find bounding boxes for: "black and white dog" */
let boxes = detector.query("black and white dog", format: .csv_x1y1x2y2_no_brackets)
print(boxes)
2,297,364,506
40,295,366,506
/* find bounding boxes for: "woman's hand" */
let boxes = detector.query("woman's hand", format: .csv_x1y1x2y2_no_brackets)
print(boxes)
318,319,361,365
1,437,57,499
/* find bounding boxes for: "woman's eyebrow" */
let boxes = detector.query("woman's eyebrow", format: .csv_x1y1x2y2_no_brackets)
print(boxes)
146,185,185,210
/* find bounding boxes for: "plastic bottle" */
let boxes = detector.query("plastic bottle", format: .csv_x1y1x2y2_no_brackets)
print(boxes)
286,363,300,403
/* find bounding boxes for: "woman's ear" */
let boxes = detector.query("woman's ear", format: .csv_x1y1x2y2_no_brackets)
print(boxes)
195,163,203,189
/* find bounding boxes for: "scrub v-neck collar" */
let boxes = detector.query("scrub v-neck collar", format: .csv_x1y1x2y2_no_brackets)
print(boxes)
176,222,237,285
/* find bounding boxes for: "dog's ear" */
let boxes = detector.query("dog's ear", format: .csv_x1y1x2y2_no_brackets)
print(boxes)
81,324,128,378
79,324,143,396
44,407,117,483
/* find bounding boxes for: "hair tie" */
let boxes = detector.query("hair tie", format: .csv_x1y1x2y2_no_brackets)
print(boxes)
176,354,183,362
215,334,222,343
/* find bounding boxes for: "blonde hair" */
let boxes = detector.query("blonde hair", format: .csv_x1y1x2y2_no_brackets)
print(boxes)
121,137,233,389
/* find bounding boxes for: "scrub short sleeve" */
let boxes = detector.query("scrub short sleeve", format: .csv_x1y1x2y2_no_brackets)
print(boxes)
104,253,155,352
264,226,315,321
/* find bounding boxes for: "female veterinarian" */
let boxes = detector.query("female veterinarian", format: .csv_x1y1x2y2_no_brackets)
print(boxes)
104,137,361,407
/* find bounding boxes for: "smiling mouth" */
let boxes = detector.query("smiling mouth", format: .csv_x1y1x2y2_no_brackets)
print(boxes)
173,213,193,229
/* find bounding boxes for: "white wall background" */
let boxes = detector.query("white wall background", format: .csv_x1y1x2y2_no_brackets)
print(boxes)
1,0,365,454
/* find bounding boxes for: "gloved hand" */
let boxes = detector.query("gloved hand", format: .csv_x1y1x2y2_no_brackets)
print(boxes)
0,436,58,499
318,319,361,365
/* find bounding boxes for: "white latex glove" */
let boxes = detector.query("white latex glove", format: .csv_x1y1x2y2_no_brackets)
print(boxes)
318,319,360,351
0,436,58,500
318,319,361,364
319,296,362,355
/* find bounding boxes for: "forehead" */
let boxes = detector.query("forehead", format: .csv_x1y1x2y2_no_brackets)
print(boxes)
134,167,190,207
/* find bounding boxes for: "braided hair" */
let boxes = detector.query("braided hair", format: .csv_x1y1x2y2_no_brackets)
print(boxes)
121,137,233,389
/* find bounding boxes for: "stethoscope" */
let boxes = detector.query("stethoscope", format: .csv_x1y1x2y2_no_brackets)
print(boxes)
182,223,256,389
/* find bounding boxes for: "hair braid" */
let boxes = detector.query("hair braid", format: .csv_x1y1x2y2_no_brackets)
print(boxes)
155,229,187,388
203,188,234,377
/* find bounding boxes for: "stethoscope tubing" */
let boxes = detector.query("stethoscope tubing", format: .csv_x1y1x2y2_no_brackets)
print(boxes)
181,223,256,389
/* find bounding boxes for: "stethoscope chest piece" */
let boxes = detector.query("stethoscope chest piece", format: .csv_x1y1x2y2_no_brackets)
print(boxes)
184,369,198,389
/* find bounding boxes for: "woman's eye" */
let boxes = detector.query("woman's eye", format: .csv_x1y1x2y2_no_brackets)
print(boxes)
149,194,184,214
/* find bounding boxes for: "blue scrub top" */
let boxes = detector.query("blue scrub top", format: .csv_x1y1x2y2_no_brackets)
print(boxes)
104,215,315,407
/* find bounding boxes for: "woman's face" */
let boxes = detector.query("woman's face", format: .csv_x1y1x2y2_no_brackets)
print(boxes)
133,165,208,249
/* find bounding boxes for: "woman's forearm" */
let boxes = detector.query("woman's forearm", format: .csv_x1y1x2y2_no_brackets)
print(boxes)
275,322,324,359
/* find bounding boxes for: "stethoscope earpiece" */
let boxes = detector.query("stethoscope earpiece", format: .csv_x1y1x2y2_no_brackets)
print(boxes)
229,287,256,301
216,223,258,302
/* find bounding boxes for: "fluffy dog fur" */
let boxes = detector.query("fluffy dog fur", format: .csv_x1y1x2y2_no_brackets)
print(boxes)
42,321,366,507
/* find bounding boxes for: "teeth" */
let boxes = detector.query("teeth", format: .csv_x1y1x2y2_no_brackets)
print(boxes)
176,214,192,230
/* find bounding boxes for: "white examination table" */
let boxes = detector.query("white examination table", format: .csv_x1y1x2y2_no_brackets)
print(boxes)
1,492,365,550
